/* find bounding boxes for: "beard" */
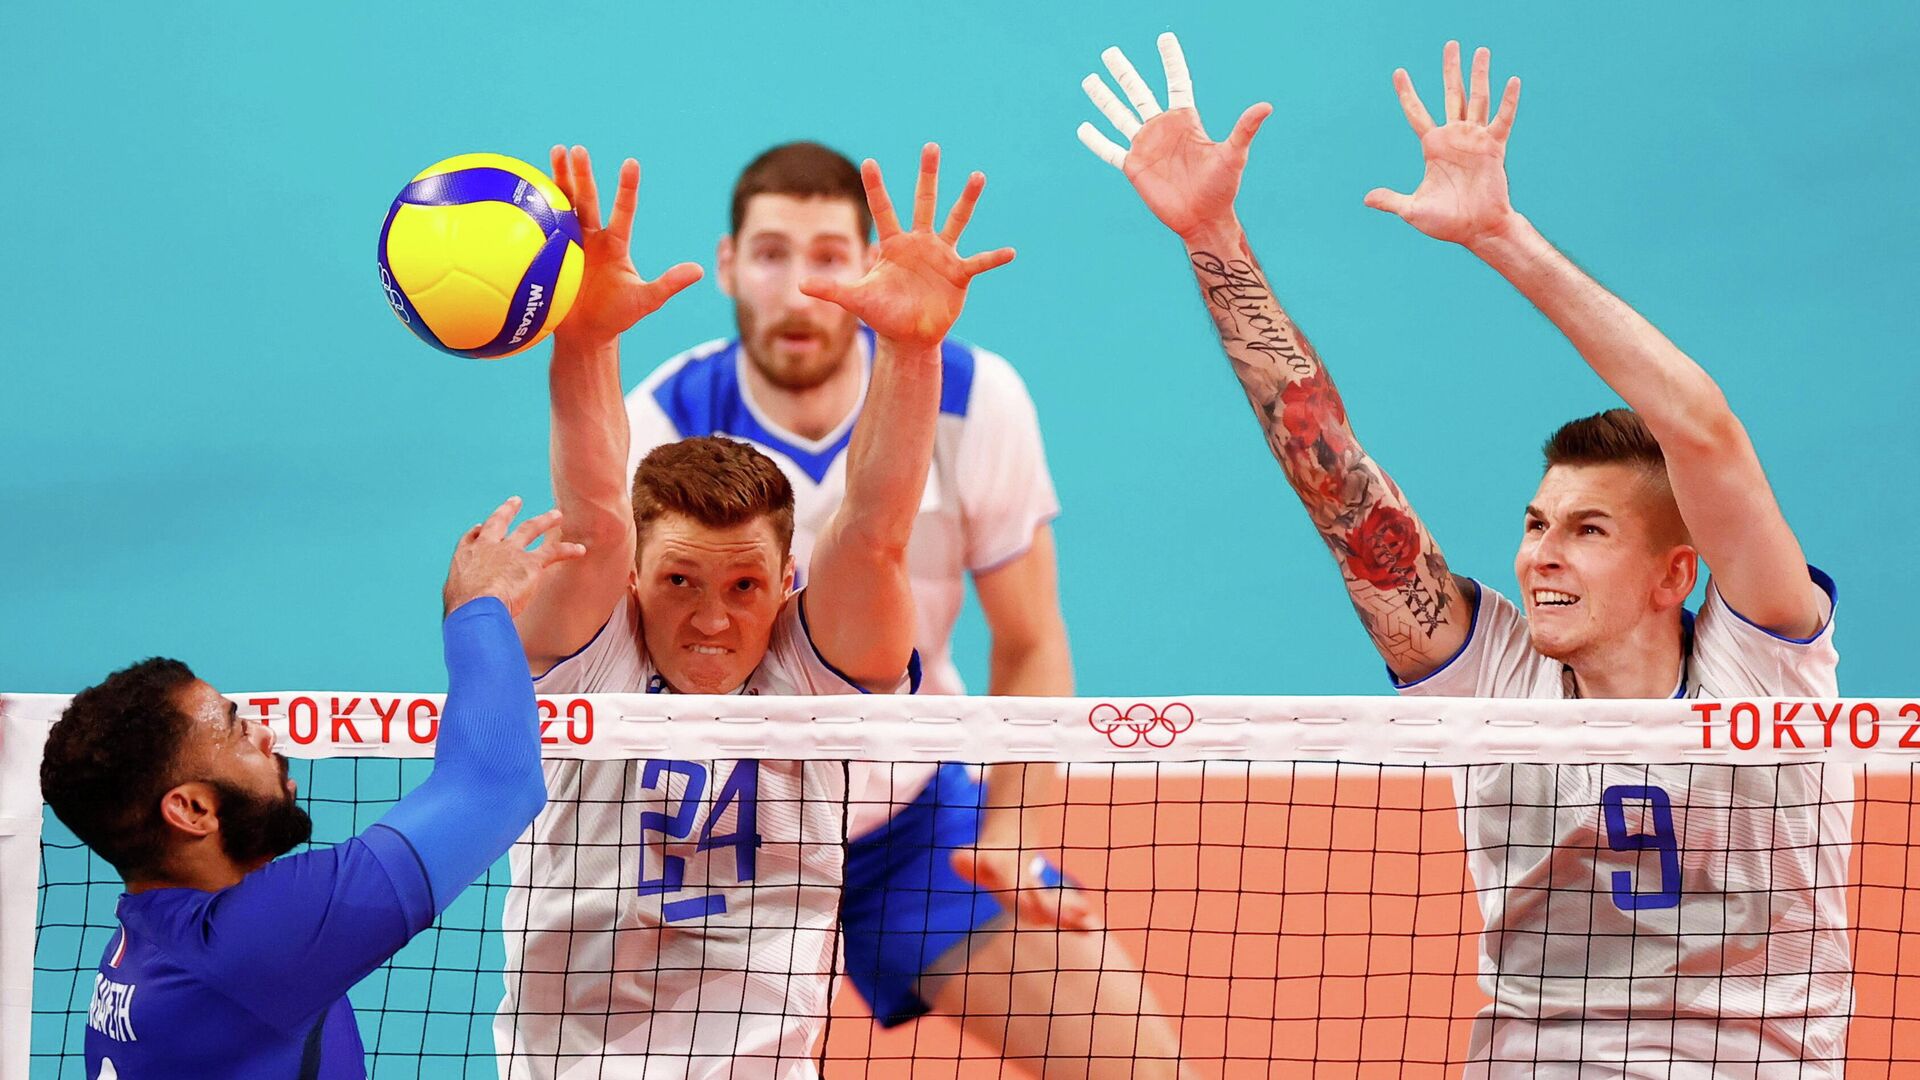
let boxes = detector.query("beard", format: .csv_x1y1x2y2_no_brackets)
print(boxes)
736,300,858,393
214,757,312,864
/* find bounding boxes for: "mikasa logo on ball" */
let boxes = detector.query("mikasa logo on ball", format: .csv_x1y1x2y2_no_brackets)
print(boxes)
508,284,545,346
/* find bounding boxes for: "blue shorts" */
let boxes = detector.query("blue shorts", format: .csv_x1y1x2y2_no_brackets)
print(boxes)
839,763,1065,1027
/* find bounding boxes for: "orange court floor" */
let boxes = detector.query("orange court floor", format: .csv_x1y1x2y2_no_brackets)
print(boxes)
821,769,1920,1079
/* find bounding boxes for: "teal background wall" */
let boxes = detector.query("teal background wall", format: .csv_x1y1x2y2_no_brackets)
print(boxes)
6,0,1917,697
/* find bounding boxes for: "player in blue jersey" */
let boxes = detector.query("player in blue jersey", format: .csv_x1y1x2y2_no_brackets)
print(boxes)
617,142,1181,1079
39,497,581,1079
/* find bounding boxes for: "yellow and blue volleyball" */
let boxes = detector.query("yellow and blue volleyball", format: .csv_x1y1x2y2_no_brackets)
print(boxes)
376,153,585,359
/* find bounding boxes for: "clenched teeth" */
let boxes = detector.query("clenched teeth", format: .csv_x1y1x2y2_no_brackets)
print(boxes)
1532,589,1579,606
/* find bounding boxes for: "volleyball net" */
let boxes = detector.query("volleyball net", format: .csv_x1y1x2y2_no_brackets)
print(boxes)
6,692,1919,1078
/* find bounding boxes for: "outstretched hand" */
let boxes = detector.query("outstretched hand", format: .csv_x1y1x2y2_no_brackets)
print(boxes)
548,145,703,346
1076,33,1272,242
443,497,587,617
952,819,1098,932
1364,42,1523,247
796,144,1014,352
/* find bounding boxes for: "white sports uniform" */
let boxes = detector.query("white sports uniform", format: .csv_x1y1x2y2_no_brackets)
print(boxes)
494,592,917,1080
1398,569,1850,1079
625,327,1059,835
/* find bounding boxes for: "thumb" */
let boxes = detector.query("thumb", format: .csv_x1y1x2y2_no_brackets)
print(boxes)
1363,188,1413,217
1227,102,1273,153
652,261,705,300
797,276,847,306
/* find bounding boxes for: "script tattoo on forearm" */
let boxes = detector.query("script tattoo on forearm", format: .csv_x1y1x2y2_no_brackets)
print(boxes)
1189,247,1456,653
1191,253,1318,378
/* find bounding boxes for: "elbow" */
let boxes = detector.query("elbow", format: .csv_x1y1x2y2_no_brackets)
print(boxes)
822,516,911,568
510,772,548,827
846,519,913,563
569,506,633,551
1660,405,1746,461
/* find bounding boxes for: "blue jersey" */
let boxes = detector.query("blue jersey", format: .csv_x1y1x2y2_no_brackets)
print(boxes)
82,597,546,1079
85,825,434,1078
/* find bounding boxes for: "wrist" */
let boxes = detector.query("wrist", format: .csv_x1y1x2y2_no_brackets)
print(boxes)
551,327,621,360
1462,210,1540,266
1179,213,1246,254
874,337,943,367
443,593,508,620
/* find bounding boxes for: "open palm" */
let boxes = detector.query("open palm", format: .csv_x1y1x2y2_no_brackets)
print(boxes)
548,145,702,345
1077,34,1271,241
1364,42,1523,247
798,144,1013,351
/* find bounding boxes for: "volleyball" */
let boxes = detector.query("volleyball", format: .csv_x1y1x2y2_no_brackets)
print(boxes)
376,153,585,359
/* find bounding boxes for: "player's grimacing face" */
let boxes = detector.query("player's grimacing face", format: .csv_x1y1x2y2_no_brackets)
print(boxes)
634,513,796,694
1513,463,1694,663
718,194,868,393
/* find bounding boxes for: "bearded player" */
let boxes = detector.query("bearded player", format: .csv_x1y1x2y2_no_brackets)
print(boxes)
41,499,577,1079
1079,33,1848,1078
622,141,1179,1079
493,144,1017,1079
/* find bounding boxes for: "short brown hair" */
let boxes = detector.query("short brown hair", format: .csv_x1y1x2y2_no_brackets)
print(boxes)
730,142,872,241
1543,408,1668,474
632,436,795,555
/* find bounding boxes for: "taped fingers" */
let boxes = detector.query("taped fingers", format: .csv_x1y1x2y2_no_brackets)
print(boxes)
1102,46,1163,121
1157,32,1194,112
1082,73,1141,139
1076,122,1128,169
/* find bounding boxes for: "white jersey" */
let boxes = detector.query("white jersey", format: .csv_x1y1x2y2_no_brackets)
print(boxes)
1399,570,1849,1079
495,591,916,1080
627,327,1059,833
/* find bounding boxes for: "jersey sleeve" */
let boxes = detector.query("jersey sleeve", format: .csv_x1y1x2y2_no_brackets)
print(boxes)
377,597,548,914
954,348,1061,573
1392,580,1551,697
177,824,434,1033
771,591,923,695
533,592,647,693
1690,566,1839,696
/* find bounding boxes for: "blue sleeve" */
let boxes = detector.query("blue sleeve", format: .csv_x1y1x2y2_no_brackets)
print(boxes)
375,596,549,914
168,598,548,1035
181,825,434,1032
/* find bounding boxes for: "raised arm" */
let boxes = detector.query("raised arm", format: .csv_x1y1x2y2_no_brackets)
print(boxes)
1078,34,1470,681
513,146,703,674
381,498,584,909
797,145,1016,688
1364,42,1820,637
214,501,584,1026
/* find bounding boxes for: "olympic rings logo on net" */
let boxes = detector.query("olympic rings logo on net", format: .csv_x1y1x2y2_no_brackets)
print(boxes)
1088,702,1195,748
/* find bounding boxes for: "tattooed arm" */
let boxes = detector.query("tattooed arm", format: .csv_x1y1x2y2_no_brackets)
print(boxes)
1365,43,1820,638
1078,35,1470,679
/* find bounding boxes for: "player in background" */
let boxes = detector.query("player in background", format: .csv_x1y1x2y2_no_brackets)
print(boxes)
39,498,577,1079
1079,33,1848,1078
623,141,1178,1077
494,144,1024,1080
